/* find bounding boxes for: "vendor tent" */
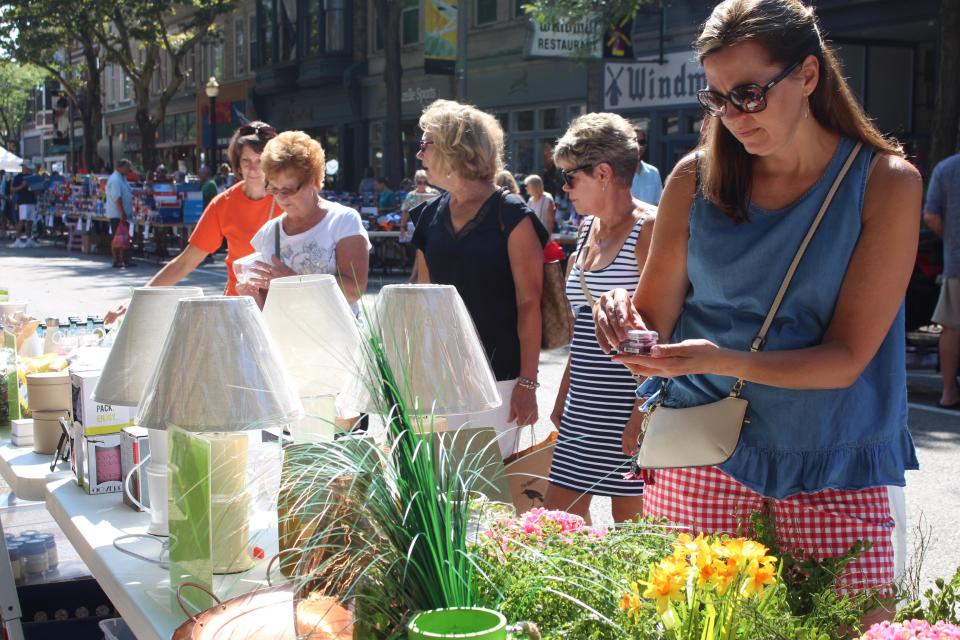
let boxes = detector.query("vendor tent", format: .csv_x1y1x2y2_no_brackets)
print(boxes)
0,146,24,172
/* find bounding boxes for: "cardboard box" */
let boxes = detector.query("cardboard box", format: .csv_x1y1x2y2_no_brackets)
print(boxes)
121,427,151,510
77,432,123,495
69,370,135,436
11,418,33,438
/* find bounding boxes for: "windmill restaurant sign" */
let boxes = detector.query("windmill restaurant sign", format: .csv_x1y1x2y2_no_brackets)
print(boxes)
604,50,706,111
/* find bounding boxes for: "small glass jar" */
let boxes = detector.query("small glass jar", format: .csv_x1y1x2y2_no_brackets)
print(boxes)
22,540,49,575
619,329,659,355
37,533,58,570
7,542,23,581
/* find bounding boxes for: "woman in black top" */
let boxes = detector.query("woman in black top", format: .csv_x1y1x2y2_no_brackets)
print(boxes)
411,99,546,458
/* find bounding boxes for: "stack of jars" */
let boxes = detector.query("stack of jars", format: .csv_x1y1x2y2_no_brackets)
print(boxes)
5,531,59,581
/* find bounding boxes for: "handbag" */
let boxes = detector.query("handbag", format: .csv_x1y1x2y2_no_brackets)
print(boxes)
637,142,864,469
495,189,574,350
111,219,131,250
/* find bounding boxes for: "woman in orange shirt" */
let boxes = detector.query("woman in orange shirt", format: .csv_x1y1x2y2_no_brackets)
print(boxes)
146,122,280,295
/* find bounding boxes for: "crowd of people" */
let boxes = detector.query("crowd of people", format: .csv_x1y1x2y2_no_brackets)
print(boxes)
10,0,949,626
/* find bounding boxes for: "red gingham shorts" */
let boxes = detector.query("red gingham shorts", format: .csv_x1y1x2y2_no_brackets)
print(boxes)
643,466,896,597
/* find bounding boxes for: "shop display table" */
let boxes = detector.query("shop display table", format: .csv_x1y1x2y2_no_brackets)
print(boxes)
45,478,279,640
0,443,72,502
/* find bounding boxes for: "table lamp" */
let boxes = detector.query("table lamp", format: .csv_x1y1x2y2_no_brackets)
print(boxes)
91,286,203,536
262,274,361,443
340,284,501,421
135,296,302,607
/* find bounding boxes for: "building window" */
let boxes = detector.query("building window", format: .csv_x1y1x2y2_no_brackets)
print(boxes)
305,1,322,55
204,41,224,81
235,18,246,76
325,0,346,53
540,107,559,130
402,0,419,45
279,0,297,61
516,110,535,131
259,0,275,66
476,0,497,25
496,112,509,132
249,15,257,69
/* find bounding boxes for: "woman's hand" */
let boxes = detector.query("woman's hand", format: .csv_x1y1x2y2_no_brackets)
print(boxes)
509,385,539,427
612,339,727,379
247,256,297,289
594,288,645,353
550,404,562,431
103,304,127,325
621,407,645,457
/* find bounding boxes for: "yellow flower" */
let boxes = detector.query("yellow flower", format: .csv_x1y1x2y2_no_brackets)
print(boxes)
642,557,690,614
709,556,740,595
740,558,777,598
619,581,644,621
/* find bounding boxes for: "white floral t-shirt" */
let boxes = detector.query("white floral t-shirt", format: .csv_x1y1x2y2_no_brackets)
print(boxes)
250,201,371,309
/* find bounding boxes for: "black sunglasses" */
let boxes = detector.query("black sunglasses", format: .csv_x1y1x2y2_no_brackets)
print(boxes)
560,164,593,188
697,59,803,117
417,139,434,153
238,123,277,137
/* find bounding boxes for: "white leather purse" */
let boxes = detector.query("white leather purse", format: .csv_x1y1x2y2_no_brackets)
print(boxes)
636,142,864,469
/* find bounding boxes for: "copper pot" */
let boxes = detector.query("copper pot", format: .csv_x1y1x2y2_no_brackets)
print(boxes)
173,582,354,640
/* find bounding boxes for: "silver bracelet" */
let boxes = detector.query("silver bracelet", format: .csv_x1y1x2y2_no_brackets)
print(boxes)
517,376,540,390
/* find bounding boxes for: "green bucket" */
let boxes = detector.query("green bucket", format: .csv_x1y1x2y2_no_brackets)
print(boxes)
408,607,508,639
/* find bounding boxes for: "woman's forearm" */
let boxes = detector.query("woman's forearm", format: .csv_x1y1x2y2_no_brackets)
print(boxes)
714,342,866,390
516,299,541,380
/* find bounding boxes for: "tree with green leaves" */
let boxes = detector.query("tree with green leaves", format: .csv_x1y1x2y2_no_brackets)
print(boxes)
90,0,239,172
0,0,104,171
371,0,404,187
0,62,45,154
522,0,653,32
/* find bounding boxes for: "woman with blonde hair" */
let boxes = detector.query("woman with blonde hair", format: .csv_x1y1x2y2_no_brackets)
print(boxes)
495,170,520,195
241,131,370,313
595,0,919,623
543,113,655,522
411,99,547,457
523,174,556,234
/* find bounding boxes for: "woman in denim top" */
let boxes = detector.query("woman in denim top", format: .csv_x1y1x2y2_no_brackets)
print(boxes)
594,0,920,627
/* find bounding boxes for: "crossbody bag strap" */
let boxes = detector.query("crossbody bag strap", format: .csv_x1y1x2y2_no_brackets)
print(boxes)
577,218,596,307
729,140,864,397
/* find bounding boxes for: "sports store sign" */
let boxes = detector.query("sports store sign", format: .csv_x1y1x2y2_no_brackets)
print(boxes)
604,51,707,110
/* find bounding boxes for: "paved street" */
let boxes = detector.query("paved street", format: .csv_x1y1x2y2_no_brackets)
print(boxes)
2,243,959,592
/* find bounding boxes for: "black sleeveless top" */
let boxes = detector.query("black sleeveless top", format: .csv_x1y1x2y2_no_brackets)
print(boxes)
411,189,547,381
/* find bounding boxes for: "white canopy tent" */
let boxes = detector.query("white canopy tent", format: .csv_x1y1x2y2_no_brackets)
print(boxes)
0,146,24,172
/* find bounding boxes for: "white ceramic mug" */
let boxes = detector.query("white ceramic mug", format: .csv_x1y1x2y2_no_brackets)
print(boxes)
124,454,169,536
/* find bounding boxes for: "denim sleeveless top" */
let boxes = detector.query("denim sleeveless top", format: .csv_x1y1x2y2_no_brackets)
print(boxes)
645,137,918,499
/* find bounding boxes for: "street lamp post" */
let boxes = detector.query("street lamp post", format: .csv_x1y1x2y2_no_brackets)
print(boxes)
205,77,220,170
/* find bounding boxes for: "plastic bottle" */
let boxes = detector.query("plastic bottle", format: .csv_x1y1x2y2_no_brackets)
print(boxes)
42,318,61,354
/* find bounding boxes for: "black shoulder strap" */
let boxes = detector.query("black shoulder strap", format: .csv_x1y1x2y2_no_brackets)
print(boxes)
274,219,281,257
496,187,507,236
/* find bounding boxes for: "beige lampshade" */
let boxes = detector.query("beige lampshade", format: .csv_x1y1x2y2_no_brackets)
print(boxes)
92,287,204,406
136,296,302,432
262,274,361,397
340,284,500,416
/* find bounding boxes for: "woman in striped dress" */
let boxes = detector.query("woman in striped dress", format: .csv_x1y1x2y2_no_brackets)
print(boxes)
544,113,656,522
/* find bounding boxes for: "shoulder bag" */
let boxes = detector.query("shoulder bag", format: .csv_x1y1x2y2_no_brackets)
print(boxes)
495,189,574,350
637,142,863,469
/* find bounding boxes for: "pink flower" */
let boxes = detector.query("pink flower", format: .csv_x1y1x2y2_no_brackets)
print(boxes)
860,619,960,640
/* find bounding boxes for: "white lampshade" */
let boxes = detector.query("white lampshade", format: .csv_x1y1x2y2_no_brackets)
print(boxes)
136,296,302,432
92,287,204,406
262,274,360,397
341,284,500,416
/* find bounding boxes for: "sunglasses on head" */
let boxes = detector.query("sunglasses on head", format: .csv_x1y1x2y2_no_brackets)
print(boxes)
697,58,803,117
560,164,593,188
238,123,277,137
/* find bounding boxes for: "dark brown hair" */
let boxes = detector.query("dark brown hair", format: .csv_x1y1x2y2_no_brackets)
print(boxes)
226,121,277,179
696,0,902,222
